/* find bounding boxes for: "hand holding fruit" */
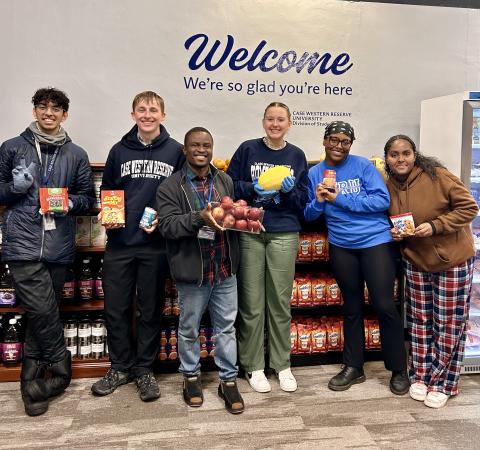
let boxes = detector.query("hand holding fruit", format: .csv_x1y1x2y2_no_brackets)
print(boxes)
280,175,295,193
200,203,224,232
253,181,277,198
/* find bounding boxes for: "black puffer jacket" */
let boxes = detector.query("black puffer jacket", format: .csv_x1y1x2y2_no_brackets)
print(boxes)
0,128,94,264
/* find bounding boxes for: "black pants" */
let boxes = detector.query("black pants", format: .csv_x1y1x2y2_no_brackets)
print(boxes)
329,242,406,371
103,244,168,377
9,261,67,362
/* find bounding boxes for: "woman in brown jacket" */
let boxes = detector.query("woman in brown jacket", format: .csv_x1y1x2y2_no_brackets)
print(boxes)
384,135,478,409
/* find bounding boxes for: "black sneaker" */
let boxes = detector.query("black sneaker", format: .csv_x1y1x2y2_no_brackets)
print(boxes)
390,370,410,395
136,372,160,402
218,380,244,414
328,366,366,391
91,368,132,396
183,375,203,407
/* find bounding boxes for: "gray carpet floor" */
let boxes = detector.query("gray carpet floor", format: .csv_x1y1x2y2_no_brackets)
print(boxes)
1,361,479,449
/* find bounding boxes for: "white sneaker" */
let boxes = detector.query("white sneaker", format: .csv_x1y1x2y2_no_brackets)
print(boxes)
424,391,449,409
277,368,297,392
246,370,271,393
409,382,428,401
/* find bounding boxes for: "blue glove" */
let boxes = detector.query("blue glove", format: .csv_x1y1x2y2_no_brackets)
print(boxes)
11,158,35,194
253,181,277,198
280,176,295,193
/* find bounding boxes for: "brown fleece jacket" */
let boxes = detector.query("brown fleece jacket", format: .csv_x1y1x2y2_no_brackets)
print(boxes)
387,166,478,272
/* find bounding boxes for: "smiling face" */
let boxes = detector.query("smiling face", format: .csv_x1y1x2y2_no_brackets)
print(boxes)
184,131,213,175
323,132,352,166
131,99,165,141
262,106,291,145
33,101,68,135
385,139,416,179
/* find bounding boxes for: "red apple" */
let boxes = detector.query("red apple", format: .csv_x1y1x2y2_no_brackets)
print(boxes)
232,206,247,220
222,214,235,228
212,206,225,222
236,199,248,207
220,196,234,210
247,220,261,233
235,219,248,230
248,207,262,220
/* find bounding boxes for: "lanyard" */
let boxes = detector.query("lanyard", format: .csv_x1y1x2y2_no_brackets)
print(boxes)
35,140,59,186
189,177,214,209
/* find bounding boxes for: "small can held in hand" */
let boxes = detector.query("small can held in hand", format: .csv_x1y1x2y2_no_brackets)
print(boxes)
139,207,157,229
323,169,336,192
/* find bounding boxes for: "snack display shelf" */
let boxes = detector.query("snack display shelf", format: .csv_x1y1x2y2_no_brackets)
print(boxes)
291,349,382,367
0,358,111,382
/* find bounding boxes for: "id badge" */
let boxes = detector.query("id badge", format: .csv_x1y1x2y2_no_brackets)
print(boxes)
197,225,215,240
43,213,56,231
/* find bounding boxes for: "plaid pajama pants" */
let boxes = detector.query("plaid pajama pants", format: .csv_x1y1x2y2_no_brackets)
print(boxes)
404,257,474,396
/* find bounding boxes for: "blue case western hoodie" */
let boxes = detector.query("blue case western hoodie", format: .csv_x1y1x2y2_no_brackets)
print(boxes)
101,124,184,247
226,138,308,232
304,154,392,249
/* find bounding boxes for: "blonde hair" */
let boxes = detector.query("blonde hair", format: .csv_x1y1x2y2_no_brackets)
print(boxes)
263,102,291,121
132,91,165,113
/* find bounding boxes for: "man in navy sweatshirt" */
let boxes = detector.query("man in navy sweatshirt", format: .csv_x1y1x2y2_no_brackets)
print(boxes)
91,91,184,402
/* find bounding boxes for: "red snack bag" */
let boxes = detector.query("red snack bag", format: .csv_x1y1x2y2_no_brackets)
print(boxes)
296,277,312,306
368,319,381,349
311,320,327,353
290,278,298,306
39,187,68,214
297,232,313,261
325,276,342,305
101,190,125,226
311,276,326,306
327,319,342,351
290,322,298,354
311,232,328,261
296,322,312,353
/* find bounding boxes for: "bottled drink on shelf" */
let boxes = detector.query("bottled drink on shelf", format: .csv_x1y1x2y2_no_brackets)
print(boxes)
2,318,23,364
78,258,94,301
62,266,76,300
0,263,16,307
94,259,104,299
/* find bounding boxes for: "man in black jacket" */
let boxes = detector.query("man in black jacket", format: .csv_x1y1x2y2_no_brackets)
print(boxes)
156,127,244,414
91,91,184,402
0,87,94,416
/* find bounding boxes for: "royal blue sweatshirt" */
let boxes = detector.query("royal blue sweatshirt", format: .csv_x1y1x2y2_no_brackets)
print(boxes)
226,138,308,232
101,124,184,247
304,154,392,249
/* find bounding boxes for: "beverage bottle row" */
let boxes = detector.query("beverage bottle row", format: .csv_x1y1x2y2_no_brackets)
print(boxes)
63,314,108,360
62,257,104,301
0,313,25,364
0,263,16,307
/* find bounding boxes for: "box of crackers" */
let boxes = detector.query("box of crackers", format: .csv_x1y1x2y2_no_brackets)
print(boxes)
39,187,68,214
390,212,415,237
101,190,125,226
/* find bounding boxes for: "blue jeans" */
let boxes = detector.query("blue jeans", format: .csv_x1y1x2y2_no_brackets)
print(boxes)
176,275,238,380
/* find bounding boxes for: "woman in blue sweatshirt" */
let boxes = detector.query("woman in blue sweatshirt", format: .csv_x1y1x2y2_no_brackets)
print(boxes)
304,121,408,395
227,102,308,393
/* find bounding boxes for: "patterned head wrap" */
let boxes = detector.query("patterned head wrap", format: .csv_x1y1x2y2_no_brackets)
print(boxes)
324,121,355,141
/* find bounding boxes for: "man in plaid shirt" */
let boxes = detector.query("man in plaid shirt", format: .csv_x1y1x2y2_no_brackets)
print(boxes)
156,127,244,414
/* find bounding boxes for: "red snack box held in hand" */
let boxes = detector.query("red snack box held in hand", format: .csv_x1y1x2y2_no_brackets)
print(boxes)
39,187,68,214
101,190,125,226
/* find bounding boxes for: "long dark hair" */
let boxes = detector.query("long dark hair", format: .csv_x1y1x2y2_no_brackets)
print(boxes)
383,134,445,180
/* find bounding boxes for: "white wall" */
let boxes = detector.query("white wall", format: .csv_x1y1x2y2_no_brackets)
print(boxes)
1,0,479,166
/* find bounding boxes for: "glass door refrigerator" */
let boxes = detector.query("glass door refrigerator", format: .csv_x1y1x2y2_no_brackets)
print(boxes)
420,91,480,374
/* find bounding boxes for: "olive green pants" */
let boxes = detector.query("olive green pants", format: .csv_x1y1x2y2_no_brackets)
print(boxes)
237,231,298,372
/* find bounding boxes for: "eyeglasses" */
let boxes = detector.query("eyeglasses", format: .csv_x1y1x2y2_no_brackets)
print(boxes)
36,104,63,114
328,136,352,149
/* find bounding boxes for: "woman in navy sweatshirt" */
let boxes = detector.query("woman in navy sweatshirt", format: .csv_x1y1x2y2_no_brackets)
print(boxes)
304,121,408,395
227,102,308,393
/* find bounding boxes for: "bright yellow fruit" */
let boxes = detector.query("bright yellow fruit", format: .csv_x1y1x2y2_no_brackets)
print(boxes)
258,165,291,191
369,156,387,180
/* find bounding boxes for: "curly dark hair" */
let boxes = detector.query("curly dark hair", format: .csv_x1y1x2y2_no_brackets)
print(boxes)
383,134,445,180
31,87,69,112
